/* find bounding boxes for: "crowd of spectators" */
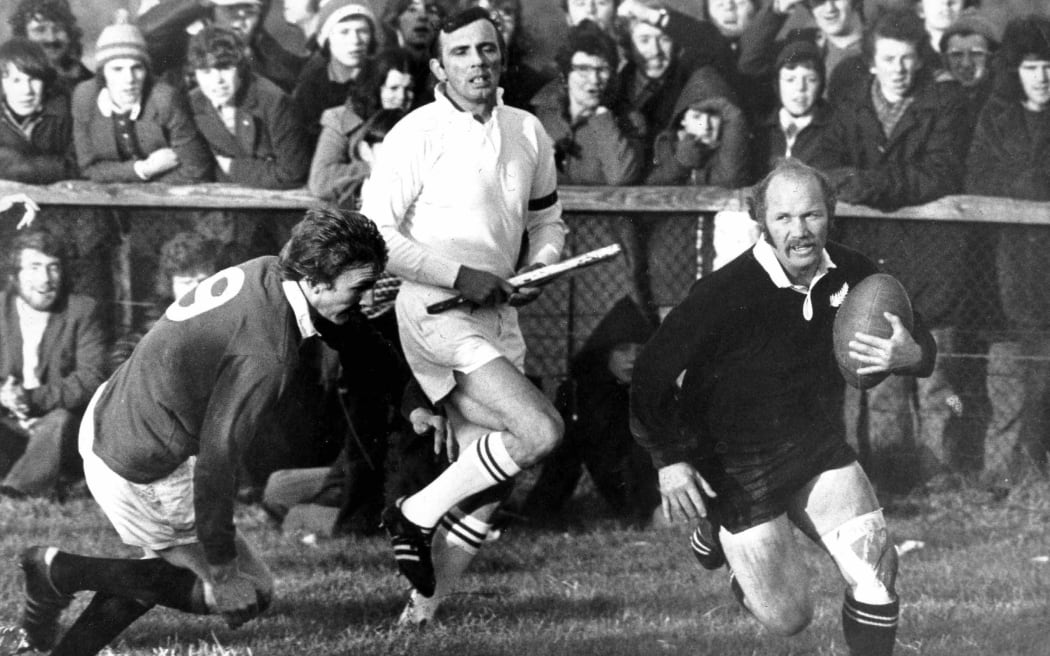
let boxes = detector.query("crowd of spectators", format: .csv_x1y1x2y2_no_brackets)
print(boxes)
1,0,1049,517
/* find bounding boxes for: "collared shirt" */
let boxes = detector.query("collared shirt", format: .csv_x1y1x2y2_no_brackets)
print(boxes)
214,102,238,134
778,107,813,158
752,237,836,320
14,296,49,390
2,103,43,140
360,82,565,289
281,280,319,340
96,88,142,120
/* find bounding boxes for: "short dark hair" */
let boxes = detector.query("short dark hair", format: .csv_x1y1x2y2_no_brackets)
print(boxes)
279,208,388,284
431,6,506,63
7,0,84,62
362,108,406,145
156,231,225,296
863,8,927,65
186,26,250,97
373,47,417,97
996,15,1050,101
555,19,619,77
747,158,836,228
0,37,57,95
7,227,68,279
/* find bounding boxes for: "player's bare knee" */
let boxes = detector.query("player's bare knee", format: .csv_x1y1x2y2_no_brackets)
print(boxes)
757,599,813,636
821,509,897,605
530,410,564,459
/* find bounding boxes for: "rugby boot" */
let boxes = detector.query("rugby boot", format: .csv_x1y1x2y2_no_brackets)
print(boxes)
19,546,73,651
381,498,436,597
689,515,726,570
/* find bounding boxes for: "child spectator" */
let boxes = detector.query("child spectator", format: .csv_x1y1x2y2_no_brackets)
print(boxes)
186,26,310,189
7,0,91,96
751,39,831,179
310,49,416,206
0,38,76,184
645,68,748,187
293,1,380,144
71,11,213,184
138,0,306,93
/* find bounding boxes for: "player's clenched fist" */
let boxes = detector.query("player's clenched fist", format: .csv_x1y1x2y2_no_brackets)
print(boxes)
454,266,514,306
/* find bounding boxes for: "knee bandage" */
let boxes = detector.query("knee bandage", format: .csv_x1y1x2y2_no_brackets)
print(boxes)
820,509,896,605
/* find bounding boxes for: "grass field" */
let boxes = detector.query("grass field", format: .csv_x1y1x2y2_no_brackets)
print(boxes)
1,477,1049,656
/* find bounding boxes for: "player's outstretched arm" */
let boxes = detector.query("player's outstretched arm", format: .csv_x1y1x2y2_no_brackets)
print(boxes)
849,312,924,375
658,462,717,523
453,266,515,307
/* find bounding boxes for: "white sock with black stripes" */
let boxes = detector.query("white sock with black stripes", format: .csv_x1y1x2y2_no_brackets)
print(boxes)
401,432,521,529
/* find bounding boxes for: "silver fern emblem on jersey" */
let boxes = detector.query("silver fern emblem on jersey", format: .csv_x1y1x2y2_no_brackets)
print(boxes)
830,282,849,307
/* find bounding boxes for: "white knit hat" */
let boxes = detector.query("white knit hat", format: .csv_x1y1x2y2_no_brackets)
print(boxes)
95,9,150,69
317,0,377,47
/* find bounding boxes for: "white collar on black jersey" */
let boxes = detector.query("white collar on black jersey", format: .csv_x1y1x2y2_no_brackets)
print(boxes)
282,280,319,340
753,238,836,321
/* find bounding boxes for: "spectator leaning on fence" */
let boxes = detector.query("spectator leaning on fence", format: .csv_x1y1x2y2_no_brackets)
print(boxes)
750,38,832,180
138,0,306,94
0,38,77,184
7,0,92,97
811,8,967,491
0,227,108,500
72,11,213,184
309,48,417,206
186,26,310,189
965,15,1050,489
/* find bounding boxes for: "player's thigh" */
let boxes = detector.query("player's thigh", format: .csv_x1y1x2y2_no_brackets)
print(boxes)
721,514,814,636
789,461,880,540
449,357,561,443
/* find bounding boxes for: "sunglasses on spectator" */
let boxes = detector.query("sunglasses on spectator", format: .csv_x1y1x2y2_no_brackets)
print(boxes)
570,64,612,78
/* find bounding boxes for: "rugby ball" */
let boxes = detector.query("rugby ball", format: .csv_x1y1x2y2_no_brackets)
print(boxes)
832,273,913,390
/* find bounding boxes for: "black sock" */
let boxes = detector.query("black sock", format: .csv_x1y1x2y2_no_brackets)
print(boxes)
49,553,208,613
842,593,899,656
49,593,153,656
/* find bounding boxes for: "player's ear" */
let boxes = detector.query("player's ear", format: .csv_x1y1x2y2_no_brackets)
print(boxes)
429,56,446,82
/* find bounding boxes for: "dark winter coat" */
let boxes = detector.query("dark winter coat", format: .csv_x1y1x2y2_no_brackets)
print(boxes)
966,93,1050,329
811,73,969,325
749,99,832,182
0,93,77,183
189,73,309,189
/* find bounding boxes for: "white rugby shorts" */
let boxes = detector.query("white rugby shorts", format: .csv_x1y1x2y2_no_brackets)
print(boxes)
396,281,526,402
79,383,199,555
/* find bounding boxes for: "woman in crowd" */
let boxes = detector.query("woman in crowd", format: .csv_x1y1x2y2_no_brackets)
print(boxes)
292,1,380,144
71,10,212,184
186,26,310,189
0,37,76,183
309,48,416,206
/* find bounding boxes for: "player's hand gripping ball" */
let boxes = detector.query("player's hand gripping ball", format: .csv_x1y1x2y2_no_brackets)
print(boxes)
833,273,913,389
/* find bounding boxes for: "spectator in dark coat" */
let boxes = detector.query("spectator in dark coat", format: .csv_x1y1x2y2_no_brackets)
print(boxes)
751,38,832,180
0,228,107,498
186,27,310,189
379,0,445,104
72,12,213,184
520,295,658,526
812,8,967,490
292,1,380,145
966,16,1050,488
7,0,92,96
0,38,76,183
138,0,306,93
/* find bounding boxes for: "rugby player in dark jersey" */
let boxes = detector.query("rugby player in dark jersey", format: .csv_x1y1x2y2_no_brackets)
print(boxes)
0,208,387,655
631,159,937,656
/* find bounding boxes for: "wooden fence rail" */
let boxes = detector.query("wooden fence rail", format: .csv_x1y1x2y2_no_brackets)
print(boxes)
2,180,1050,226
